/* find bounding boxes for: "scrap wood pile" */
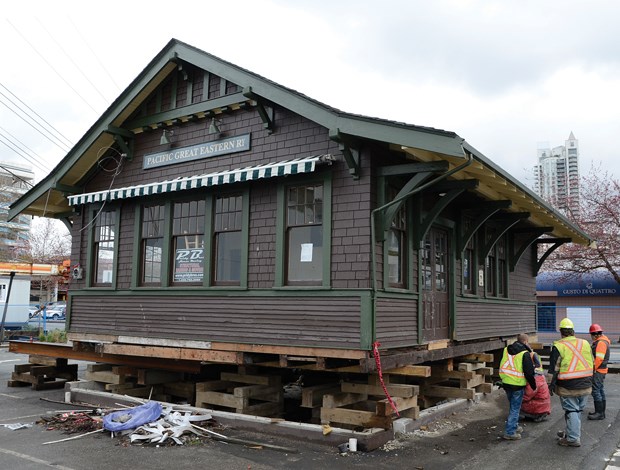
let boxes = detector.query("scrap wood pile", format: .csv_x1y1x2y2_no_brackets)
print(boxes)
38,401,218,447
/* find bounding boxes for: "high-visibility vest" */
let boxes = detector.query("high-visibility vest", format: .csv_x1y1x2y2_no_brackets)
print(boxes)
499,348,527,386
593,335,611,374
554,336,594,380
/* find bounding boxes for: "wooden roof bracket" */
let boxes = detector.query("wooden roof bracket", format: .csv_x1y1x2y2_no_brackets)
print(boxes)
415,179,479,248
329,129,361,179
243,87,274,134
478,212,530,263
456,200,512,258
106,125,135,161
508,227,553,272
534,237,572,275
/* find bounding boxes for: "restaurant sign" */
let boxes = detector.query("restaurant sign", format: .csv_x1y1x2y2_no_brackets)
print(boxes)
143,133,251,170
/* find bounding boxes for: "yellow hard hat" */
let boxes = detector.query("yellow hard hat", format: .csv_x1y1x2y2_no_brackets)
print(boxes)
559,318,574,329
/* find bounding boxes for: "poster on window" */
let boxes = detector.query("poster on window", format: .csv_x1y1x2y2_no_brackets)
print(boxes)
174,248,204,282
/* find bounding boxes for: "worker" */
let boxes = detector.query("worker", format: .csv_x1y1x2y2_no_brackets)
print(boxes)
499,333,537,440
549,318,594,447
588,323,610,420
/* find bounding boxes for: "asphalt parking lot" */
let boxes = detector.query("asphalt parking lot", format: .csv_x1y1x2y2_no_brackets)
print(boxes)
2,346,620,470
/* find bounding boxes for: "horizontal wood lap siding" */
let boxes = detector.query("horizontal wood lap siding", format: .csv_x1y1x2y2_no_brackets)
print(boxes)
375,297,418,348
69,295,362,349
455,300,535,341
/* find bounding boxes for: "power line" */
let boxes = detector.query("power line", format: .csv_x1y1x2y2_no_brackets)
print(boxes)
0,134,51,174
0,125,52,174
0,82,73,148
38,19,111,107
0,163,34,189
7,19,100,115
0,95,70,154
69,18,122,92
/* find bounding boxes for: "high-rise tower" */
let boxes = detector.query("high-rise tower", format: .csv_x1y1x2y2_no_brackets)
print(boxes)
533,132,580,216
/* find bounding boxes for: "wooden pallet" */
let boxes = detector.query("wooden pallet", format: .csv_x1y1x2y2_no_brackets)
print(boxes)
195,369,284,417
7,355,77,390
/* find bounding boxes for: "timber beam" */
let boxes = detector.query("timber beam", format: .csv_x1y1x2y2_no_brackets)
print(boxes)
358,339,505,373
329,128,361,179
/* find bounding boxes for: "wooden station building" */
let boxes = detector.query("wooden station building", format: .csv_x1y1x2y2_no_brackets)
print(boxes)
9,39,592,378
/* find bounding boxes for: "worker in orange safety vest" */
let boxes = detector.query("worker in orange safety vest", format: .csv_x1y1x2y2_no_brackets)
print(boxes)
587,323,610,420
549,318,593,447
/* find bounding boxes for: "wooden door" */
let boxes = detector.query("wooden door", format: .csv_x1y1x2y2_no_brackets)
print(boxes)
421,227,450,341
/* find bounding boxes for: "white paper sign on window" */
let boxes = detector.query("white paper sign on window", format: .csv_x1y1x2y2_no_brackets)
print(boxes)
0,284,6,303
300,243,313,262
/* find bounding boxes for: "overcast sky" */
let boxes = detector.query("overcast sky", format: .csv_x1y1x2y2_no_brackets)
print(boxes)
2,0,620,187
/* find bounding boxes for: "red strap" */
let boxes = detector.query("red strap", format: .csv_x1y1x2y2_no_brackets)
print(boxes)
372,341,400,417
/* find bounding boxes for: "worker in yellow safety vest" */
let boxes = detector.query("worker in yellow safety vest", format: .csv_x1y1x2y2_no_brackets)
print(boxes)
587,323,610,420
499,333,537,440
549,318,594,447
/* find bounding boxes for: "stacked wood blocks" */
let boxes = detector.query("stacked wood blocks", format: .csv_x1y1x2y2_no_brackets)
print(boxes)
312,375,420,430
7,355,77,390
84,364,194,403
195,369,284,417
419,353,493,408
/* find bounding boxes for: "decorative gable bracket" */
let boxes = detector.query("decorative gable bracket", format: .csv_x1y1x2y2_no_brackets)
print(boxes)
106,125,134,161
243,87,274,134
329,129,360,179
534,237,572,275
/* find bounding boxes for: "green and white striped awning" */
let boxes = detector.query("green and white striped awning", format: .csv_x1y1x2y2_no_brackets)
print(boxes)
68,155,331,206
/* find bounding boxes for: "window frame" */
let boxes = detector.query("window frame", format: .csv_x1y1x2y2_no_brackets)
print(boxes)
87,206,120,289
170,198,207,287
275,173,331,288
139,203,166,287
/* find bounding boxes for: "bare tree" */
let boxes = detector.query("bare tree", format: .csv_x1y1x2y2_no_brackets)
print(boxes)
542,164,620,284
20,218,71,264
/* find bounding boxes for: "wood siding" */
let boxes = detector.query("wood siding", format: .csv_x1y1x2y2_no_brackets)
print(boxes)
69,294,362,349
375,297,418,348
454,300,535,341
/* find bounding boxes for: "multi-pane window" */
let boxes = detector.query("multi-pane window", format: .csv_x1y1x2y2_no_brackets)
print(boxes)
486,235,507,297
286,184,323,285
213,194,242,285
497,238,507,297
141,204,164,285
172,200,205,284
422,228,447,292
387,187,406,288
463,237,475,294
537,302,557,332
94,210,116,286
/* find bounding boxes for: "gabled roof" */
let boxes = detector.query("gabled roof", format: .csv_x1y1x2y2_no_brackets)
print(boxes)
9,38,592,246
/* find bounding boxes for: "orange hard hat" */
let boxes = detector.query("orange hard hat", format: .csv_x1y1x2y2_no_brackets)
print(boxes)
589,323,603,334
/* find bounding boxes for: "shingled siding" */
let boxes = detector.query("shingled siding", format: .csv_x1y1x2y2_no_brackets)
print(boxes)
454,299,536,341
69,294,362,349
375,296,418,348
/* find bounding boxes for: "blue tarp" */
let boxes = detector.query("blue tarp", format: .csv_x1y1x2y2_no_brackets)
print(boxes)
103,401,162,432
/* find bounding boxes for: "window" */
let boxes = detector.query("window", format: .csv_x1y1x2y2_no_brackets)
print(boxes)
213,194,242,285
387,187,406,288
497,238,507,297
141,204,164,285
172,200,205,285
537,302,556,332
286,184,323,285
485,234,508,298
93,210,116,286
463,237,475,294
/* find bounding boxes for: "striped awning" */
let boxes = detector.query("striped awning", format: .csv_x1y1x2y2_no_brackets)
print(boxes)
68,155,331,206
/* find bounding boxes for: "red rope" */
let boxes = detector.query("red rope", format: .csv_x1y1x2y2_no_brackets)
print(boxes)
372,341,400,417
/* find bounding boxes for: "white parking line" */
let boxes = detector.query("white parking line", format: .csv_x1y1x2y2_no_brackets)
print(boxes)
0,393,24,399
0,359,21,363
0,448,76,470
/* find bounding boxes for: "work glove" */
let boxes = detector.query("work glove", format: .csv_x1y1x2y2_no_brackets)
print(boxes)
549,381,556,396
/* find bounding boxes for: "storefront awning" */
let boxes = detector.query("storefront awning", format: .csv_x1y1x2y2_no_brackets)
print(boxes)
68,154,332,206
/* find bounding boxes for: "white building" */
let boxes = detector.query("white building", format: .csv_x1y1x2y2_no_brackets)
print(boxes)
0,161,34,259
533,132,580,216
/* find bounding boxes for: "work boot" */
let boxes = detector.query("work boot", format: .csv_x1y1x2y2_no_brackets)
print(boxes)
588,401,605,420
502,433,522,440
558,437,581,447
557,430,566,438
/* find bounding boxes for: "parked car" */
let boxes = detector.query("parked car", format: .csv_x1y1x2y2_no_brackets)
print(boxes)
29,302,66,320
